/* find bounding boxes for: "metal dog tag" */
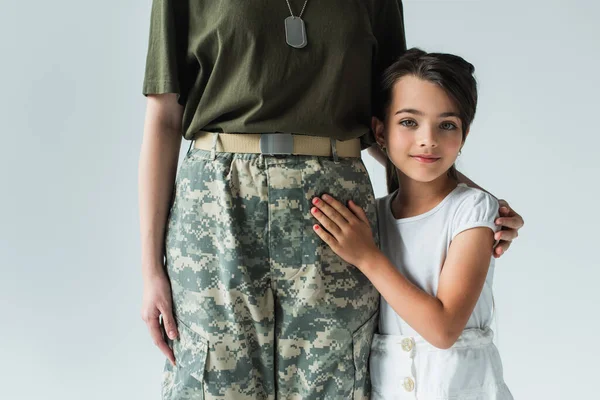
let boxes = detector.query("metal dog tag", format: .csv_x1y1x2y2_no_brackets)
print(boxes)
285,16,308,49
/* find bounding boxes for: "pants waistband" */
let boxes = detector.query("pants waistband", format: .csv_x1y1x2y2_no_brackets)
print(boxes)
191,131,362,159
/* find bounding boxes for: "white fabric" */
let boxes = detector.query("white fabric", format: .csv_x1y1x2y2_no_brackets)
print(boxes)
370,328,513,400
372,183,513,399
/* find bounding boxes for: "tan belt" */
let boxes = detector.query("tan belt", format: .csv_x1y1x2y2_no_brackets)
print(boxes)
192,131,361,158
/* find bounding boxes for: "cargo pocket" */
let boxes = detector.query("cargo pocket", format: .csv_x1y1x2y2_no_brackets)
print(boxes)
352,311,378,400
162,318,209,400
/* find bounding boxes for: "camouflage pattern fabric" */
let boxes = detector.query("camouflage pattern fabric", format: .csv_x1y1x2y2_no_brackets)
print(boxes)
162,147,379,400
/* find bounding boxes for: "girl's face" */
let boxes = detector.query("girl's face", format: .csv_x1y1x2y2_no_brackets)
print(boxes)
375,75,467,183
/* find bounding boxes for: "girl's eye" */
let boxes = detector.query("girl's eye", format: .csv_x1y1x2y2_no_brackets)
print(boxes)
400,120,417,127
440,122,458,130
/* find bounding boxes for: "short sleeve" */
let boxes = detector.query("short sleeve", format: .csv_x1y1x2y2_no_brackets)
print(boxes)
451,190,501,243
142,0,187,105
362,0,408,149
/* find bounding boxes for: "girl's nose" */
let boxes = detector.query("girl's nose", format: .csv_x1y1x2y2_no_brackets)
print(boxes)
417,128,438,147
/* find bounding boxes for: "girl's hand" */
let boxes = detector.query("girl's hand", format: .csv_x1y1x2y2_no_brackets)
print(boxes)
141,269,178,366
493,200,524,258
310,194,380,268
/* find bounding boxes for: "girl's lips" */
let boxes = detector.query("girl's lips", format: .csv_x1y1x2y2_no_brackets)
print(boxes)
411,155,440,164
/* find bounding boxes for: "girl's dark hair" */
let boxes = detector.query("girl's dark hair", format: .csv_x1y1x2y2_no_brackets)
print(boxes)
375,48,478,194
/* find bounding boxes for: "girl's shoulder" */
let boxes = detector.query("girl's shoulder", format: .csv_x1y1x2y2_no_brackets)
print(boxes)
450,182,496,202
449,184,500,241
450,184,499,214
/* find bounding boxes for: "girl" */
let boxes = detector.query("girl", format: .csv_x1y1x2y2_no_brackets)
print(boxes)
310,48,513,399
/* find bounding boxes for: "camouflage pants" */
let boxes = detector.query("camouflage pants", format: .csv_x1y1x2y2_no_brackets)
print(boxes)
162,147,379,400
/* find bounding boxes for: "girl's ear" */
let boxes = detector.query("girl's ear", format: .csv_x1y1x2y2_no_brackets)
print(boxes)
371,116,386,147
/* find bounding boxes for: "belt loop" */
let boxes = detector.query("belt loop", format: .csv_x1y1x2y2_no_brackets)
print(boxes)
330,138,339,163
210,132,219,160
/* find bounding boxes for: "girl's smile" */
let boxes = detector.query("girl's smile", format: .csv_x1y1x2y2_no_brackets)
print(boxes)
411,154,441,164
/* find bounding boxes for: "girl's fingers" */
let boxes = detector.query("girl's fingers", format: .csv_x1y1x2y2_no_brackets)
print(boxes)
313,224,338,248
311,207,342,237
312,197,349,228
319,194,357,223
348,200,369,224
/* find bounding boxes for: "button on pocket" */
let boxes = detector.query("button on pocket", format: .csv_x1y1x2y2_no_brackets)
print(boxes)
162,318,209,400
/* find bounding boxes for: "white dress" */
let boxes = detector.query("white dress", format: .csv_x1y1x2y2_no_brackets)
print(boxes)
370,183,513,400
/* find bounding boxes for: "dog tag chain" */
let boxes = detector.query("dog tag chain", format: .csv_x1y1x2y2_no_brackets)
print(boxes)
285,0,309,48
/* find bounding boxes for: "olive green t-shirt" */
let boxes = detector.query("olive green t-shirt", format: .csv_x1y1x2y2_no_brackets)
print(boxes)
142,0,407,148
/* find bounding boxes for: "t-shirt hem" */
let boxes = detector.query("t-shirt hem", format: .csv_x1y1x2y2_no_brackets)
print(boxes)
452,221,498,242
142,79,180,96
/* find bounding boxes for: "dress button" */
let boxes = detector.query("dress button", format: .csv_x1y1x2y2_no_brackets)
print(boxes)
403,377,415,392
401,337,414,352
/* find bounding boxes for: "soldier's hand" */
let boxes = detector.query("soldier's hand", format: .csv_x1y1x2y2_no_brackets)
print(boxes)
141,269,178,366
493,199,524,258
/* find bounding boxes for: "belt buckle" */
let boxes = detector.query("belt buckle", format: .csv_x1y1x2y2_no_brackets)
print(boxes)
259,133,294,155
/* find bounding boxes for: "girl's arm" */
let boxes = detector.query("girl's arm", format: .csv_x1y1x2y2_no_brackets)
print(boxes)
359,228,494,349
310,195,494,349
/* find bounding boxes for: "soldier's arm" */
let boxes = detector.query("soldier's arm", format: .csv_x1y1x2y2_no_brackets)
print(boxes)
139,93,183,366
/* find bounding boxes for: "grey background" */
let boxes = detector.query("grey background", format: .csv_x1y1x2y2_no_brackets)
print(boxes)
1,0,598,398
